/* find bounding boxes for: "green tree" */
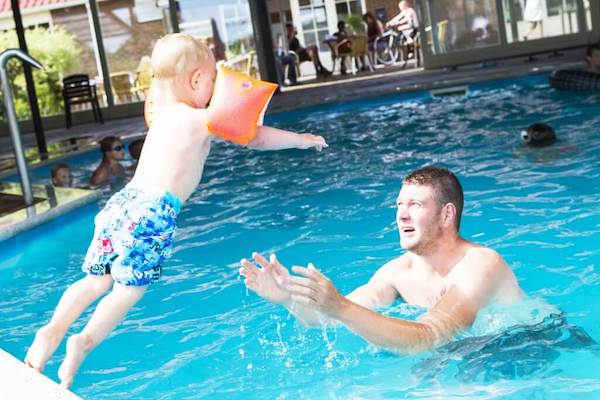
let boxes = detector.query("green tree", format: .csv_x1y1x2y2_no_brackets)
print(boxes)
0,26,81,121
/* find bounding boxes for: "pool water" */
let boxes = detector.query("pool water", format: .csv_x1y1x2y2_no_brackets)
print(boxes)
1,75,599,399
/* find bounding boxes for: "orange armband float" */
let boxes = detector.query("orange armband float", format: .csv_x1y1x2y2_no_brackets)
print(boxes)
143,65,277,146
206,65,278,145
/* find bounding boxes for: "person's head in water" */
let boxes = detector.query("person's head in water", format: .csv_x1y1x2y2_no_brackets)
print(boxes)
521,123,556,147
100,136,125,162
585,44,600,73
51,163,73,187
129,138,145,161
397,166,463,255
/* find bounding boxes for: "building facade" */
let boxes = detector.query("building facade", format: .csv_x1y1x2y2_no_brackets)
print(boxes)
0,0,598,131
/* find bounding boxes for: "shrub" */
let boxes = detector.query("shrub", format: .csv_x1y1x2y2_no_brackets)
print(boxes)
0,26,81,121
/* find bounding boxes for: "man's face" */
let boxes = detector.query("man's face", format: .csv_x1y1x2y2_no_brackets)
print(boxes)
396,184,443,254
53,167,72,187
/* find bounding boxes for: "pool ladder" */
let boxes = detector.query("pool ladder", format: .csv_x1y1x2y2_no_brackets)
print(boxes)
0,49,43,206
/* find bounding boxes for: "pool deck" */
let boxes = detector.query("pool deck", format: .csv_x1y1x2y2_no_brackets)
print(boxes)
0,349,82,400
0,48,585,242
0,182,100,242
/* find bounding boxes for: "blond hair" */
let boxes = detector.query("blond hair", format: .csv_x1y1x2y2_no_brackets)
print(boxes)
151,33,214,80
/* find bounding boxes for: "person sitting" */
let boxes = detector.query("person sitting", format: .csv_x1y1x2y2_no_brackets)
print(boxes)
363,12,384,67
332,21,353,75
326,21,369,75
275,33,298,86
51,163,73,188
386,0,419,45
286,22,332,78
585,43,600,74
90,136,126,187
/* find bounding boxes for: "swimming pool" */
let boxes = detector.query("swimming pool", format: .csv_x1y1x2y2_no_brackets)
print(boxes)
1,74,599,399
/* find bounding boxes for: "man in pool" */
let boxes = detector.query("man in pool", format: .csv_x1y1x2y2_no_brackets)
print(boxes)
25,33,326,389
240,166,524,352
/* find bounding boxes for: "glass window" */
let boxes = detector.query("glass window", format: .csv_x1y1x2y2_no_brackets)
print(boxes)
177,1,256,77
335,0,362,24
98,0,169,105
502,0,581,42
584,0,592,31
0,3,100,120
425,0,500,53
268,2,293,52
298,0,330,51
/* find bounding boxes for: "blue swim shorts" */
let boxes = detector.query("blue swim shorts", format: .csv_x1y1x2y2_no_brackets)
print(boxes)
81,185,181,286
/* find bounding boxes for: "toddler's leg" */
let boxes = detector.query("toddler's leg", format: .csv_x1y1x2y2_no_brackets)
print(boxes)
58,282,146,388
25,274,113,372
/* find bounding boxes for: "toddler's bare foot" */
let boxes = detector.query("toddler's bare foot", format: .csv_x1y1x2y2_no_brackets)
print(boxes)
24,325,62,372
58,334,90,389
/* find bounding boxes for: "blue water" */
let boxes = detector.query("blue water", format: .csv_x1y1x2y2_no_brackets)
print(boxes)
1,75,600,399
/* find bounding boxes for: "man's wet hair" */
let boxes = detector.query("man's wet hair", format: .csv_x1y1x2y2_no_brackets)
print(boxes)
403,166,464,230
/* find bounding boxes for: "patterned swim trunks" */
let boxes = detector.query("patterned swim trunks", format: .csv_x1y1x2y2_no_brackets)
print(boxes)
82,185,181,286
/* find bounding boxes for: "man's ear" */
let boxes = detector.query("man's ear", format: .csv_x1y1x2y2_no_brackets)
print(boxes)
442,203,456,228
190,69,203,89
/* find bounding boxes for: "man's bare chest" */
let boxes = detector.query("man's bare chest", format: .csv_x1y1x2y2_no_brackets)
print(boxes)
394,268,452,308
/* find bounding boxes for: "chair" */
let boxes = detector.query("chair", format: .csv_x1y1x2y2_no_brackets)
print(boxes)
62,74,104,129
110,71,137,103
426,20,448,54
134,69,152,99
348,35,373,73
400,31,422,68
225,50,258,78
288,50,302,77
328,34,373,75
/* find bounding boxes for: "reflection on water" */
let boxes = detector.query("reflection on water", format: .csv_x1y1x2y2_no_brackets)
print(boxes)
415,313,597,383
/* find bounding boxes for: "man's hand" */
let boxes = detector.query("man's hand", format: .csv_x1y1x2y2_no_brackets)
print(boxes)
298,134,328,151
240,253,291,305
287,263,348,317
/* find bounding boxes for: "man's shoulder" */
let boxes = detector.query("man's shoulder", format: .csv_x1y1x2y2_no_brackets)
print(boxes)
378,253,412,274
453,243,507,279
463,244,503,264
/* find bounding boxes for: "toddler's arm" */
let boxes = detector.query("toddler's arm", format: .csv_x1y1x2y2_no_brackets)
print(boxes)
247,125,327,151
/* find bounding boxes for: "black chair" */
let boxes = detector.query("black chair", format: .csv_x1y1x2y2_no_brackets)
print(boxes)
62,74,103,129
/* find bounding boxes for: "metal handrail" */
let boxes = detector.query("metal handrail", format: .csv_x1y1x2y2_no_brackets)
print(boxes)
0,48,43,206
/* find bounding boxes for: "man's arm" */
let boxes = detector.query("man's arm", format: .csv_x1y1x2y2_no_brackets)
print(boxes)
247,125,327,151
345,258,403,309
386,12,406,29
288,250,503,352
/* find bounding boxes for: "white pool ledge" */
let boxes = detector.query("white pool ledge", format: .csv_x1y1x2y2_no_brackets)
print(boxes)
0,349,82,400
